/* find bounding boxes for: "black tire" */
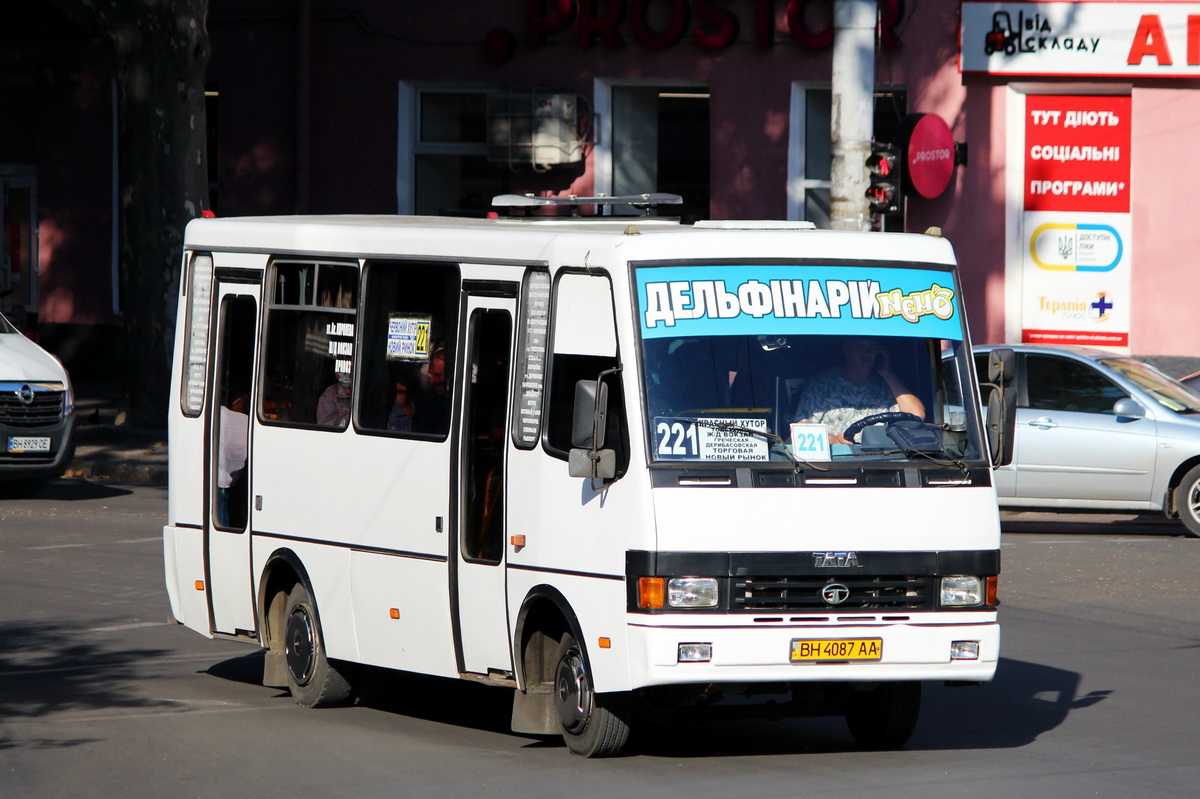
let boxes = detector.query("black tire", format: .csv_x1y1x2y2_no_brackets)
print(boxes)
282,582,354,708
554,633,632,757
845,681,921,749
1175,464,1200,538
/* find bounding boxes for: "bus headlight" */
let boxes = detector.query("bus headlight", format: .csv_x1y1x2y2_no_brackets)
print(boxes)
940,575,983,607
667,577,718,608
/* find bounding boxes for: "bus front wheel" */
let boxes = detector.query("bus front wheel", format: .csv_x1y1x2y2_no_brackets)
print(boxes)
283,582,354,708
554,632,631,757
844,681,921,749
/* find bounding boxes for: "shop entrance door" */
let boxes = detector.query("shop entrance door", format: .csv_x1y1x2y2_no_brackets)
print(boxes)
596,82,711,223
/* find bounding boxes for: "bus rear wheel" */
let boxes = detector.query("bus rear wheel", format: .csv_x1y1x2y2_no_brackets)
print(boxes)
283,582,354,708
844,681,921,749
554,633,631,757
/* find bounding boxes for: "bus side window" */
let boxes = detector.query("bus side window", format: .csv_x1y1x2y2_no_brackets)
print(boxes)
355,260,460,439
261,261,358,429
544,272,627,476
511,269,550,449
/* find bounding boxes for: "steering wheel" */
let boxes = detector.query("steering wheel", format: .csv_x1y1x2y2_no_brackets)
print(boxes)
842,411,924,444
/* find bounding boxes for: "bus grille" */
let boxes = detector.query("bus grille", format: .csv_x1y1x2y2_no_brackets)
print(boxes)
0,390,64,427
734,575,932,611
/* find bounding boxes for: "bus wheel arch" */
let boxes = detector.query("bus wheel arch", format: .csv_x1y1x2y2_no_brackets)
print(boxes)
510,587,631,756
258,549,306,689
256,550,354,706
511,587,575,735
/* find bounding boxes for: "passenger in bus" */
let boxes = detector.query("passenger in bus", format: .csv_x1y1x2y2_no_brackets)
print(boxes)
386,377,415,432
412,347,448,434
217,393,249,527
793,337,925,445
316,366,352,428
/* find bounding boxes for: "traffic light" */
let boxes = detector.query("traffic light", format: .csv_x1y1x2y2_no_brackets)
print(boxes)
865,142,901,216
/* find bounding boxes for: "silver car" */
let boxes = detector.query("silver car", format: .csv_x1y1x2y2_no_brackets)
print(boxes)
973,343,1200,537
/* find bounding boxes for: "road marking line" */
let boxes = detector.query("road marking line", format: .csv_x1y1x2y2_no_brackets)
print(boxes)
0,651,249,678
86,621,167,633
26,537,160,550
2,704,290,726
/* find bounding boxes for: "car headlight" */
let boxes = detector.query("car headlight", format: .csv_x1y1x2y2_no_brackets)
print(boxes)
940,575,983,607
667,577,718,608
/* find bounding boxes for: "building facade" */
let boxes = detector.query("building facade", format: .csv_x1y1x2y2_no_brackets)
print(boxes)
4,1,1200,376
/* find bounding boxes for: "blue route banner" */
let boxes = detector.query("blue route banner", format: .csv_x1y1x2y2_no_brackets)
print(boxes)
636,264,962,341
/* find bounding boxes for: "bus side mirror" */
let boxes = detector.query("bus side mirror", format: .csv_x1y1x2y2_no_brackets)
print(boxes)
984,348,1017,468
569,379,616,481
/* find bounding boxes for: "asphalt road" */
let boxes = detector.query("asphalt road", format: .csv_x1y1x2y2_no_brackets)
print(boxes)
2,482,1198,798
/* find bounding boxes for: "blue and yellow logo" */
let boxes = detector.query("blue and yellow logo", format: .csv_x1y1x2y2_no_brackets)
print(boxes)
1030,223,1122,272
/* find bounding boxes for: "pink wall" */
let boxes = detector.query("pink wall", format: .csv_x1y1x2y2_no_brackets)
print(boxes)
35,39,119,327
1129,87,1200,356
203,1,1200,356
877,3,1007,346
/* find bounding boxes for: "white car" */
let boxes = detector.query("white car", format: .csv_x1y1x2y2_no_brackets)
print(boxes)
0,312,75,491
974,343,1200,537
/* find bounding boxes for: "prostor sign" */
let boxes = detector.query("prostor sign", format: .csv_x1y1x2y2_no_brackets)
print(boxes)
519,0,905,51
902,114,956,199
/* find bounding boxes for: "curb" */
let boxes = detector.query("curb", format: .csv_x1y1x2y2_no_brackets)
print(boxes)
67,427,169,484
63,459,168,484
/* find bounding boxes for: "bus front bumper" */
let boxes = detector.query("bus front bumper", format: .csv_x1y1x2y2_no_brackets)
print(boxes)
624,613,999,688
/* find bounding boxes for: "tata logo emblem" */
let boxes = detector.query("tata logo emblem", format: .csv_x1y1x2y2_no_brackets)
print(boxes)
812,551,860,568
820,583,851,605
16,384,35,405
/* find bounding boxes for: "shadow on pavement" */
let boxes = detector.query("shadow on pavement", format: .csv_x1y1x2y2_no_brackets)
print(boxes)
202,651,1099,758
0,621,176,751
916,657,1108,750
205,654,521,736
3,478,137,502
1001,510,1191,538
632,656,1100,757
204,649,268,686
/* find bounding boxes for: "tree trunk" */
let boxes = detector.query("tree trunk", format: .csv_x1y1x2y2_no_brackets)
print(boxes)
114,3,210,427
50,0,211,428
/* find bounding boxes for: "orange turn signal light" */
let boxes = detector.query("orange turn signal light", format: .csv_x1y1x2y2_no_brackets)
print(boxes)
986,576,999,606
638,577,664,609
194,580,205,591
598,637,611,649
389,608,400,620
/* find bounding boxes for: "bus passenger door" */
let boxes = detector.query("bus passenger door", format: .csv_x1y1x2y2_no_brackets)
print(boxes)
206,280,260,635
454,296,515,677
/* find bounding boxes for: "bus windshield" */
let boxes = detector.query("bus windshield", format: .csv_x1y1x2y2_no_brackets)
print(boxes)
635,263,983,466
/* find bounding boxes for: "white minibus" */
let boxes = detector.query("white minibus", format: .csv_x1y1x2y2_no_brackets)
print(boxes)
164,201,1013,756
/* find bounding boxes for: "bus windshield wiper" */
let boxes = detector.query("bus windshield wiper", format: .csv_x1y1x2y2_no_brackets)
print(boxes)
871,446,971,475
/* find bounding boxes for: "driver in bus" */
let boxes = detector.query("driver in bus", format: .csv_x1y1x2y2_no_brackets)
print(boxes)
793,336,925,445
